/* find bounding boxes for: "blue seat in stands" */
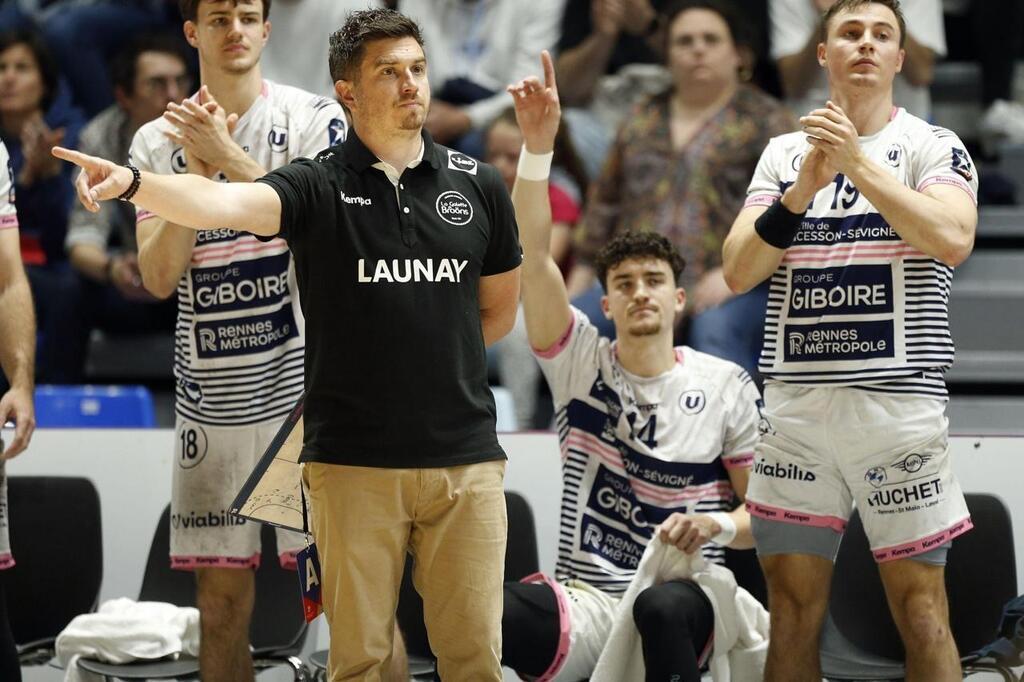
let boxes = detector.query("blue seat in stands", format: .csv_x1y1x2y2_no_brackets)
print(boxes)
33,385,156,427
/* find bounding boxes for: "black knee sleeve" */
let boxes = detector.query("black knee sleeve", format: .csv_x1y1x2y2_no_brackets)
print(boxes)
501,581,560,677
632,580,714,682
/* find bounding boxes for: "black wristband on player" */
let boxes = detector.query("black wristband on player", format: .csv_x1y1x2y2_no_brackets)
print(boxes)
753,199,804,249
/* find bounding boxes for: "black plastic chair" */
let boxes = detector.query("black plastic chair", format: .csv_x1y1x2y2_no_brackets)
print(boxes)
7,476,103,666
827,493,1019,681
77,504,310,680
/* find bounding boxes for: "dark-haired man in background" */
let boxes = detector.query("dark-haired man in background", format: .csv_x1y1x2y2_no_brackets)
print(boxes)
61,33,189,382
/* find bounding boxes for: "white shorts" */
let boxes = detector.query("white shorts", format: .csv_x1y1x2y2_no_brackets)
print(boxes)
0,462,11,570
747,383,972,562
171,417,305,570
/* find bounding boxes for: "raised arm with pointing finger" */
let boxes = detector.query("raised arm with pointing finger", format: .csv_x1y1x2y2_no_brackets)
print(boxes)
508,50,573,353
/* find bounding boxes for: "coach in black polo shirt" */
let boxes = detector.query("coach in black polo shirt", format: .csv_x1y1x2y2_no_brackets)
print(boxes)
53,9,521,681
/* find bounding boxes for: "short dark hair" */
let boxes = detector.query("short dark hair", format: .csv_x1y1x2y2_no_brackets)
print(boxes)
328,9,424,83
178,0,270,23
0,28,60,112
821,0,906,48
110,33,191,96
594,232,686,292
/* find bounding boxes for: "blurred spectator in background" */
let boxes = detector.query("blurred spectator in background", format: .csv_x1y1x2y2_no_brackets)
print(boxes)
0,1,181,117
943,0,1024,151
556,0,668,109
555,0,776,177
568,0,796,379
59,34,188,382
397,0,565,158
260,0,383,98
485,106,587,426
771,0,945,120
0,27,84,382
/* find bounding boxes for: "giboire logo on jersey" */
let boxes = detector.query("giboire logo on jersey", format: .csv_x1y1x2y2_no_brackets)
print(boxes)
435,191,473,226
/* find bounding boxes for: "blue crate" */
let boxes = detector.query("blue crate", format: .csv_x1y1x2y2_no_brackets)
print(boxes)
34,385,156,427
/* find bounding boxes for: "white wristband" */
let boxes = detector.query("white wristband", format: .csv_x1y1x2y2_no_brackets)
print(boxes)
707,512,737,546
516,145,553,181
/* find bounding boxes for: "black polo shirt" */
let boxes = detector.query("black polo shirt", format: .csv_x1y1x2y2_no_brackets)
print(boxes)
256,129,521,468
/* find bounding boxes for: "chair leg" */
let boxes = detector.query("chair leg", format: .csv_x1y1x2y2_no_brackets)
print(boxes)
963,661,1016,682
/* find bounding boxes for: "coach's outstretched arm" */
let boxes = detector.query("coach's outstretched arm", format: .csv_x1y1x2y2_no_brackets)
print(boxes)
508,51,573,352
51,146,282,237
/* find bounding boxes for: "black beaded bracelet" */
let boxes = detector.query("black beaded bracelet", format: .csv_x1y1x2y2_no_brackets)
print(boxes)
754,199,804,249
117,163,141,202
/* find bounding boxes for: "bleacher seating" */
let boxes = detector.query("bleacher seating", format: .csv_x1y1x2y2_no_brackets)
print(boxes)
948,251,1024,384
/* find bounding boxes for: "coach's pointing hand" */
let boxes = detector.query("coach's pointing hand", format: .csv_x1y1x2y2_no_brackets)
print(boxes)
51,146,133,213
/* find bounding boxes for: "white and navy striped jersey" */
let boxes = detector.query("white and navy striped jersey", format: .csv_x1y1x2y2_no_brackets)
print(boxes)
535,308,761,596
130,81,346,426
0,143,17,232
745,109,978,399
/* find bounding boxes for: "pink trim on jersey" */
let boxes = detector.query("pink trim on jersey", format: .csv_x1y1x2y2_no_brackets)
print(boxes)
191,241,287,265
674,348,685,365
744,194,780,209
171,553,261,570
890,106,899,121
722,452,754,469
566,429,734,504
519,573,571,682
917,176,978,205
872,516,973,563
533,318,575,359
0,215,18,230
137,209,155,222
0,553,14,570
261,80,269,97
783,243,924,266
746,499,847,533
279,549,300,570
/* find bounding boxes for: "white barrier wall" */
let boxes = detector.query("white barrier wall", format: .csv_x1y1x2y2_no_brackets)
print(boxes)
10,429,1024,678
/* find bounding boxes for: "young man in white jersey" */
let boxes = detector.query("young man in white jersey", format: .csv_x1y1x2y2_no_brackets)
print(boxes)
130,1,346,680
722,1,978,680
0,140,37,682
502,52,761,682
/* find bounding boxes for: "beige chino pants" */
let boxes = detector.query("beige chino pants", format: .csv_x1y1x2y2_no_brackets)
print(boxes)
303,460,507,681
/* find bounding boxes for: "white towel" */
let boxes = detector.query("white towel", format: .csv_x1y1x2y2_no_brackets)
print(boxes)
56,598,200,682
591,536,769,681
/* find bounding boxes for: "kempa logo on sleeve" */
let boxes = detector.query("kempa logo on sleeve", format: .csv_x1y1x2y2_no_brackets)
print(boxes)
447,150,478,175
435,191,473,226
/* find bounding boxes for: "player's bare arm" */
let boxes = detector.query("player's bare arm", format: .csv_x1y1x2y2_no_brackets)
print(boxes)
801,102,976,266
0,228,35,458
52,146,282,237
508,50,574,350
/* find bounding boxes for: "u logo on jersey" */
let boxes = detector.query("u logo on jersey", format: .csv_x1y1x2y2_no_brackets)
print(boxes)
268,125,288,152
678,390,706,415
171,148,187,174
885,144,902,167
